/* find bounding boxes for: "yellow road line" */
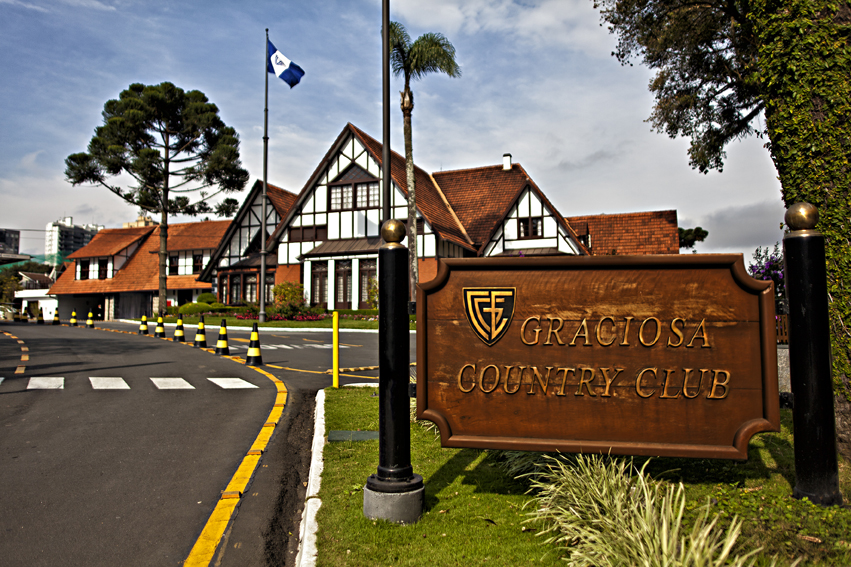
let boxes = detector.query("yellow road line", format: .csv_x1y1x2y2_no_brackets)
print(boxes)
15,366,25,374
231,338,250,343
183,350,288,566
302,338,323,343
20,355,29,362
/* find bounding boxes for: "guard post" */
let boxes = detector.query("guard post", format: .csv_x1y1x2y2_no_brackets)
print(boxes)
363,219,424,524
783,202,843,506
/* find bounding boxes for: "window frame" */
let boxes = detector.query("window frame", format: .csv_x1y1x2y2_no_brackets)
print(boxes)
518,216,544,240
327,180,381,212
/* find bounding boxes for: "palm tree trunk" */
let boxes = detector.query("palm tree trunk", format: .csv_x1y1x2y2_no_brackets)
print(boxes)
401,85,417,301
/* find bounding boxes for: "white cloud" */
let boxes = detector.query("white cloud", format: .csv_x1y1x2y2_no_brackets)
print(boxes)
0,0,48,12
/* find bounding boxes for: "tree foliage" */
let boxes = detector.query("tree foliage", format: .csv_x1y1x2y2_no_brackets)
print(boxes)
595,0,764,173
598,0,851,453
678,226,709,249
388,22,461,298
65,82,248,314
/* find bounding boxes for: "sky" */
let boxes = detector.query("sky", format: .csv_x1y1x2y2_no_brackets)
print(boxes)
0,0,786,258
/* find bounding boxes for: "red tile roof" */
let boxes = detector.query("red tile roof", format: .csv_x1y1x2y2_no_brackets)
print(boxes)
565,210,679,255
267,183,298,217
66,226,154,259
49,221,225,295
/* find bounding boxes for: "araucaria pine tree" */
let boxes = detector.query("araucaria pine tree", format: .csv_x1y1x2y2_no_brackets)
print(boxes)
65,82,249,315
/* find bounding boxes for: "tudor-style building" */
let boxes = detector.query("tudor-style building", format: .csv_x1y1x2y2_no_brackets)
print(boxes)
49,220,229,319
201,123,679,309
200,180,298,306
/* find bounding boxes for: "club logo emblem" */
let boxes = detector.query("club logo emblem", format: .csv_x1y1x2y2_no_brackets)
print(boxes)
463,288,516,346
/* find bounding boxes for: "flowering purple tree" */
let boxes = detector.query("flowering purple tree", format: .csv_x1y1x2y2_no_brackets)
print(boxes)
748,243,786,311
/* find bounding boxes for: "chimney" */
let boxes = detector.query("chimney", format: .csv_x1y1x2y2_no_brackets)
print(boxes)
503,153,512,171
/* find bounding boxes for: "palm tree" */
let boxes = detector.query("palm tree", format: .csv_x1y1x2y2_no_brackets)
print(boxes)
389,21,461,298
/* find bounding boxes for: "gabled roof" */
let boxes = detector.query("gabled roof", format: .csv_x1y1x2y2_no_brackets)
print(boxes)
66,226,154,259
200,180,298,281
49,221,226,296
269,123,476,253
19,272,53,286
565,210,679,255
166,220,230,252
433,163,588,255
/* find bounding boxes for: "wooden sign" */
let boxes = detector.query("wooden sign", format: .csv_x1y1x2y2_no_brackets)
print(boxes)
416,255,780,460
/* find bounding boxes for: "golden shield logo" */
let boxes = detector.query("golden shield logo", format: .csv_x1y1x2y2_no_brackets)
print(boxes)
463,288,516,346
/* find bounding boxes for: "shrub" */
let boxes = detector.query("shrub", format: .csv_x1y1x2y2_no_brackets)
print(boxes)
179,302,212,315
196,292,217,304
210,302,226,311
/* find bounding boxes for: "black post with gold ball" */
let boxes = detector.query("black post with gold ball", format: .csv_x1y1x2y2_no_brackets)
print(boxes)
363,219,424,524
783,202,843,506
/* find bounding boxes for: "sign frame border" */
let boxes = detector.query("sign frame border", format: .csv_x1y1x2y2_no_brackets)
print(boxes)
416,254,780,460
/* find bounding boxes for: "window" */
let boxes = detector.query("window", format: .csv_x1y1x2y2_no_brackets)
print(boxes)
518,217,543,239
335,261,352,308
329,181,380,211
98,258,108,280
169,255,179,276
79,259,89,280
193,254,204,274
220,278,228,304
229,276,242,304
311,262,328,306
359,259,376,309
245,274,257,304
289,225,328,242
264,274,275,304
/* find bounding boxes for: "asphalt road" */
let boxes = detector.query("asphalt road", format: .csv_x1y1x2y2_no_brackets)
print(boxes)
0,319,411,566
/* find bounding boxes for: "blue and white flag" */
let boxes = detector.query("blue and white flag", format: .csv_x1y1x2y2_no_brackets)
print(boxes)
267,40,305,88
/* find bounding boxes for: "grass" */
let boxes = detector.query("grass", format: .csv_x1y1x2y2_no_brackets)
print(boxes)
316,386,563,565
317,388,851,566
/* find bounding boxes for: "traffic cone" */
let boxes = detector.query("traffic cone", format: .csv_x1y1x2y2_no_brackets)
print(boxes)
193,315,207,348
245,322,263,366
138,315,148,335
37,308,44,324
215,319,229,355
154,316,165,338
173,317,185,342
86,312,94,328
52,311,60,325
70,311,77,326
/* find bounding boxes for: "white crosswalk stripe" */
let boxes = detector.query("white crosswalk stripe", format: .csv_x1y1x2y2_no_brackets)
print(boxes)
90,377,130,390
207,377,258,389
0,378,4,386
150,377,195,390
27,377,64,389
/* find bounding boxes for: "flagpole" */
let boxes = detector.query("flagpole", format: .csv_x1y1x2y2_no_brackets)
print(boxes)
260,28,269,323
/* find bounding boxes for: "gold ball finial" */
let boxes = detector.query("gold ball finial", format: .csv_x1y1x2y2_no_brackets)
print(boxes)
785,202,818,231
381,219,406,243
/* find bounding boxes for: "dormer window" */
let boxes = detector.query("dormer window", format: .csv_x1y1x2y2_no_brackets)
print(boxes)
518,217,543,239
78,259,90,280
328,165,380,211
98,258,108,280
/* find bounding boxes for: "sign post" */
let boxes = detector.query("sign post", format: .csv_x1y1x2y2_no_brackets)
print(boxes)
783,202,843,505
417,255,780,459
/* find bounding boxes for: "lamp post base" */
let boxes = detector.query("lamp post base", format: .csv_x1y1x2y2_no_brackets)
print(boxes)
363,477,424,525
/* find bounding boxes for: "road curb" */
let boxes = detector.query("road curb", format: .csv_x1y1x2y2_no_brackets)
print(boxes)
295,389,326,567
117,320,380,333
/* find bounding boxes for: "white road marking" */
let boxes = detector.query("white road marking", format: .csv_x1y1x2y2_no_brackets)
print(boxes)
27,377,64,389
207,378,259,389
90,377,130,390
0,378,4,386
150,377,195,390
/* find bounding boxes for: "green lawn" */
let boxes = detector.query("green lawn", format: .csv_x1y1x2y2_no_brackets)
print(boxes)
317,387,851,566
316,386,563,565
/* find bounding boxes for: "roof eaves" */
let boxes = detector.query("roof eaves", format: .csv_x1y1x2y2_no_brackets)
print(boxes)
428,173,474,247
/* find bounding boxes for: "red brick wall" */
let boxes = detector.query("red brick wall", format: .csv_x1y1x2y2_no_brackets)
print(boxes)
418,258,439,285
275,264,301,285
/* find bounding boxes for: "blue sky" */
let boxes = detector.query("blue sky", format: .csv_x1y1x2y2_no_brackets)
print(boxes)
0,0,785,257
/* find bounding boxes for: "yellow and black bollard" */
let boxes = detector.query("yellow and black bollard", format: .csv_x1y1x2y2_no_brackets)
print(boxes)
215,319,229,355
193,315,207,348
86,312,94,328
245,322,263,366
154,316,165,338
37,308,44,324
138,315,148,335
52,311,60,325
70,311,77,326
173,316,185,342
